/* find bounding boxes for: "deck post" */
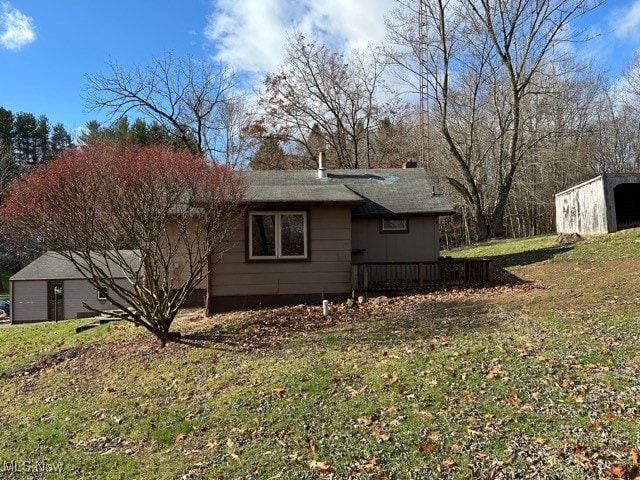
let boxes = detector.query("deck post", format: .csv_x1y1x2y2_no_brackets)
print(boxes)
363,265,369,291
351,265,359,291
419,263,426,289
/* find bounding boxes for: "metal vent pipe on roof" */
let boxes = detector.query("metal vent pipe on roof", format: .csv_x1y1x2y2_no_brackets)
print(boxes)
317,151,327,179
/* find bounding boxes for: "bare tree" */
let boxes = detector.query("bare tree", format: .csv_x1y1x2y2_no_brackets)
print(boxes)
85,54,246,165
254,34,389,169
217,97,254,169
591,92,640,173
0,142,246,346
389,0,602,240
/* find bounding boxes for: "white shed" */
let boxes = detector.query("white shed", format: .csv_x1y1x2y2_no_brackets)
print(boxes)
555,173,640,235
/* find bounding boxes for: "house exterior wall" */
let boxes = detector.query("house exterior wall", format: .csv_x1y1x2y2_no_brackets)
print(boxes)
351,216,440,263
209,206,352,311
555,176,608,235
63,278,131,320
165,218,210,291
10,278,132,324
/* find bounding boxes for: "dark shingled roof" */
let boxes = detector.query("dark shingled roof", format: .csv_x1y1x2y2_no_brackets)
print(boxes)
244,169,454,216
245,184,364,205
10,251,140,281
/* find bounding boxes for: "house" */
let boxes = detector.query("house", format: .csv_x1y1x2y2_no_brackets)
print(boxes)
555,173,640,235
9,251,138,324
204,161,456,313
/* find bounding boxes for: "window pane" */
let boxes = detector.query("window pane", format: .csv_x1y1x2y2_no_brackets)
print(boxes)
251,214,276,257
383,218,407,230
281,214,305,256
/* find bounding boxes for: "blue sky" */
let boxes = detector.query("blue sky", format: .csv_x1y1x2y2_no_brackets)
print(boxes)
1,0,640,137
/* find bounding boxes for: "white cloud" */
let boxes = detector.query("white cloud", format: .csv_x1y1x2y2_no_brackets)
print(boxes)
204,0,392,73
611,0,640,40
0,2,36,51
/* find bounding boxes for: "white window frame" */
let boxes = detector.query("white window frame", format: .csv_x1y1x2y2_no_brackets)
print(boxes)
381,217,408,232
97,287,108,301
249,211,308,260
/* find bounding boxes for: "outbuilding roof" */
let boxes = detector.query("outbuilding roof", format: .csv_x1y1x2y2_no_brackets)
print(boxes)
245,168,454,216
10,251,140,282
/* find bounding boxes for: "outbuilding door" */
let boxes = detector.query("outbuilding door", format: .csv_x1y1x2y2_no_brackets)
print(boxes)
614,183,640,230
47,281,64,321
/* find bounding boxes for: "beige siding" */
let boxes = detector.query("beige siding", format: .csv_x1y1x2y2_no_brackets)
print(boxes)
11,278,132,324
10,280,48,323
164,218,208,290
211,206,352,297
351,216,440,263
63,279,132,319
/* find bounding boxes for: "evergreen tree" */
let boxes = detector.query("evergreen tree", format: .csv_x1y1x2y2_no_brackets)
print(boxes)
50,123,73,155
13,112,39,165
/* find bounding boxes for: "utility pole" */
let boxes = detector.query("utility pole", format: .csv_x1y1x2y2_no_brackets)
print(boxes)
418,0,430,172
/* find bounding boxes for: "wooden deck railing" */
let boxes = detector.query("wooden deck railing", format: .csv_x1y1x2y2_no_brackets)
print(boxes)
351,259,495,292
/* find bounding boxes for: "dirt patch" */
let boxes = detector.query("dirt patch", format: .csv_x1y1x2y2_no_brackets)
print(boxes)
178,279,541,353
1,279,541,379
554,232,583,246
0,327,192,380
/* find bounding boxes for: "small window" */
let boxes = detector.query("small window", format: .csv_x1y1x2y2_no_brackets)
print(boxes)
97,287,108,301
381,217,408,232
249,211,308,260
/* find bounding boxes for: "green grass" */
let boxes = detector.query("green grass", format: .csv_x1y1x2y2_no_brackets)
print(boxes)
444,229,640,268
1,230,640,479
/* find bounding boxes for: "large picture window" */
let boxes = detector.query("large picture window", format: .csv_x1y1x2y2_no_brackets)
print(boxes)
249,211,308,260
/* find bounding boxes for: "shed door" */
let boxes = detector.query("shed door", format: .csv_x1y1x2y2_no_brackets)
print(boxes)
614,183,640,230
47,281,64,321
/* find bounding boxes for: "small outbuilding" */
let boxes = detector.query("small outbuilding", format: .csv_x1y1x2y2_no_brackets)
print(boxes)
555,173,640,235
9,251,138,324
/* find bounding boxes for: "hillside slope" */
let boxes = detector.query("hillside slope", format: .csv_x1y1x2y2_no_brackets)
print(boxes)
1,230,639,479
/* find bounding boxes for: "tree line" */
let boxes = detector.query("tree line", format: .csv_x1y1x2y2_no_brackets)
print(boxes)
5,0,640,249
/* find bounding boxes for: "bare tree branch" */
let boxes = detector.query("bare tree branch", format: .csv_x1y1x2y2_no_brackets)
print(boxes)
85,54,247,165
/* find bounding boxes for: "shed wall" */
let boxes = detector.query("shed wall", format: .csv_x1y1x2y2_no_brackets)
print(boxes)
555,177,608,235
603,174,640,232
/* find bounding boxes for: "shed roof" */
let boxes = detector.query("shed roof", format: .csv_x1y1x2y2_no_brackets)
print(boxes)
555,173,640,197
245,168,454,216
10,251,140,282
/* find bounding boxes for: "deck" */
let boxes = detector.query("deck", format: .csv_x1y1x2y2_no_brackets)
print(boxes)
351,259,495,292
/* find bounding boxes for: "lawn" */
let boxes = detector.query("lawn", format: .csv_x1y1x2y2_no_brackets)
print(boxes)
1,230,640,479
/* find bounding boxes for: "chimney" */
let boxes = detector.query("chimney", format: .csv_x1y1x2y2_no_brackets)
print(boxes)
317,151,327,179
403,160,418,169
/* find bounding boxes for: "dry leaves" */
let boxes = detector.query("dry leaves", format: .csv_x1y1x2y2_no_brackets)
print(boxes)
309,460,333,475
